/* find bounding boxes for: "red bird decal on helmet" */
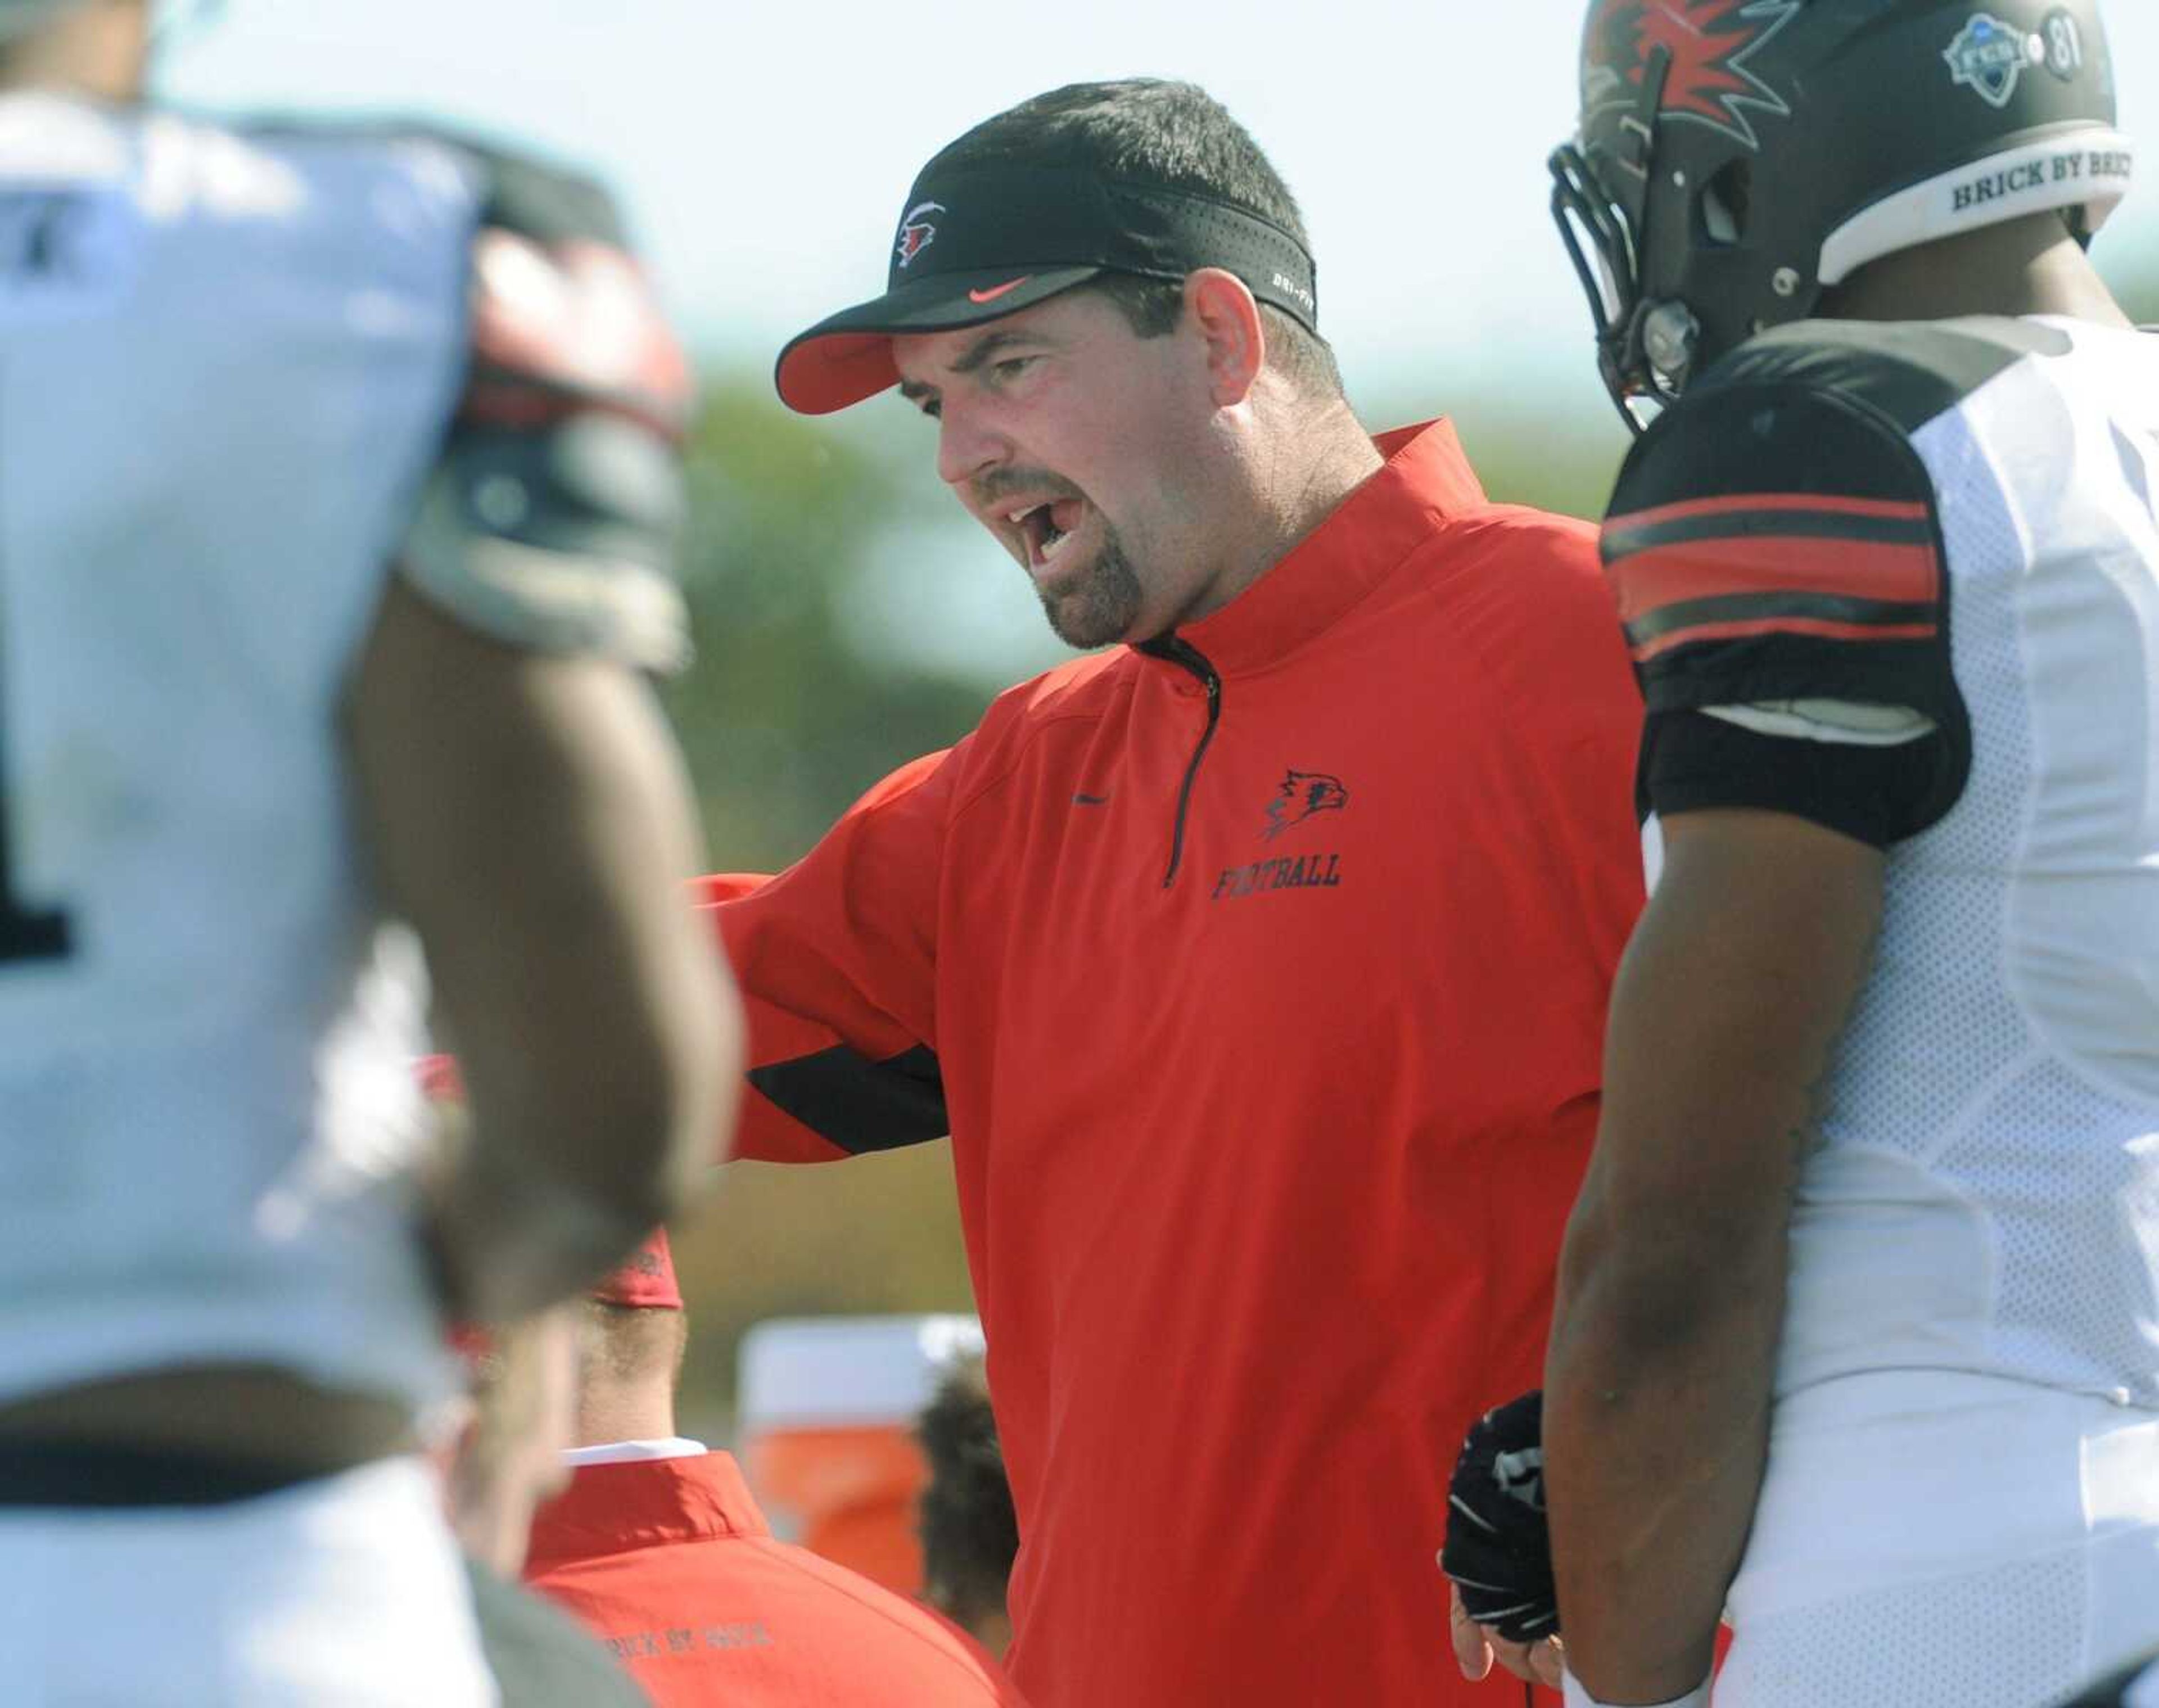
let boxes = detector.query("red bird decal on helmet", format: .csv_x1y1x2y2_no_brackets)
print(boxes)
1584,0,1802,150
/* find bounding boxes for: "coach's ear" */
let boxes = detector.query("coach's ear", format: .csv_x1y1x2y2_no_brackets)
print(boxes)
1184,267,1266,408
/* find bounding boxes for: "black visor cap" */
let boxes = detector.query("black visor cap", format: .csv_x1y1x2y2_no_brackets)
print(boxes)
775,168,1321,415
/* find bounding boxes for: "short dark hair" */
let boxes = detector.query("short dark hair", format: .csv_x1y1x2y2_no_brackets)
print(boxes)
915,1356,1018,1630
923,79,1343,399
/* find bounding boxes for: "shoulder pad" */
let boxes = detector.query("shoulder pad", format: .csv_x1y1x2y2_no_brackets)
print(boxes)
240,121,628,247
450,140,691,445
452,137,631,251
1604,368,1954,722
398,410,691,674
396,139,693,671
1693,315,2068,437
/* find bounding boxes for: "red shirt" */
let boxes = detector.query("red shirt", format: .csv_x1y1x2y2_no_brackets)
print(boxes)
705,422,1643,1707
526,1451,1026,1706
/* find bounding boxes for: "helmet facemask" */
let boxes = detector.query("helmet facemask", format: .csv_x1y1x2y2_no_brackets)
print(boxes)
1550,43,1696,432
1550,23,1829,434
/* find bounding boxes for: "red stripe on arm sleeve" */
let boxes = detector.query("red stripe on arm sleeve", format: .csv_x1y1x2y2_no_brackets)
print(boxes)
1606,492,1931,532
1613,535,1941,623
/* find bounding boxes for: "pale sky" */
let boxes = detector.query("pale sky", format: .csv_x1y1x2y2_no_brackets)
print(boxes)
166,2,2159,388
159,1,2159,680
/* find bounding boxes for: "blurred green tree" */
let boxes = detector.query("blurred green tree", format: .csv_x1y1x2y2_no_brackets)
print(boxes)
660,376,996,1432
663,377,1000,871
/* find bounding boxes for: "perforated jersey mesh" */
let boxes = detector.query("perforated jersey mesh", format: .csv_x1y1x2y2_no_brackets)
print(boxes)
1812,398,2034,1164
1718,1549,2089,1707
1944,1060,2159,1394
1774,331,2159,1408
0,102,473,1416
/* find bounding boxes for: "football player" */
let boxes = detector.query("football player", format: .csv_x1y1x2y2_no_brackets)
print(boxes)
1444,3,2159,1706
0,2,737,1700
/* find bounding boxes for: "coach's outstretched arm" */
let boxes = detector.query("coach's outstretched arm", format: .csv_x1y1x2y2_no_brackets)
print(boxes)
696,742,961,1166
351,582,740,1325
1543,808,1881,1706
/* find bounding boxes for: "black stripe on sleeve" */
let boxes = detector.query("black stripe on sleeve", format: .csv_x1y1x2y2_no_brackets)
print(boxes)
747,1043,948,1155
1625,591,1936,648
1602,505,1935,561
1642,710,1966,848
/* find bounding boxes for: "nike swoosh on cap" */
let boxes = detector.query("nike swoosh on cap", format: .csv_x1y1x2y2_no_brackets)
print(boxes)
968,277,1033,305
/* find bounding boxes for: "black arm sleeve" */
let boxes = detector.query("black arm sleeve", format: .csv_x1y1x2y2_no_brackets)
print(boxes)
1643,711,1958,849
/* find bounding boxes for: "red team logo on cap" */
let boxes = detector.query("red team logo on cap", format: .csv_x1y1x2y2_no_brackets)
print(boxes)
895,201,944,269
1583,0,1801,148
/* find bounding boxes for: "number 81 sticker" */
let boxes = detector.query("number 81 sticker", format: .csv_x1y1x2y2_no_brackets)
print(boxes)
2041,7,2084,81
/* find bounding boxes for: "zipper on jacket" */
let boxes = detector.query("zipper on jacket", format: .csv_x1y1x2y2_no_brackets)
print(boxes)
1141,635,1223,889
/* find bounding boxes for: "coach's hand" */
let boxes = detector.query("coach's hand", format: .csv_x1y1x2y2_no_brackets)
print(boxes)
1451,1583,1565,1691
1441,1390,1563,1687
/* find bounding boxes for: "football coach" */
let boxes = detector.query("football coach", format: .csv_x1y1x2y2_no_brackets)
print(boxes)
703,77,1645,1708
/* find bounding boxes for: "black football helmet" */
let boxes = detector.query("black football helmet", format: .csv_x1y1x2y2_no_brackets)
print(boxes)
1551,1,2131,427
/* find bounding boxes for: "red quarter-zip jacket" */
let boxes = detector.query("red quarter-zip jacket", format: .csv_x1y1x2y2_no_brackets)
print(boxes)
701,421,1644,1708
526,1451,1025,1706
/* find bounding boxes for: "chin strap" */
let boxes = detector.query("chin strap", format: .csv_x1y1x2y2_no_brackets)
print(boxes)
1550,46,1686,433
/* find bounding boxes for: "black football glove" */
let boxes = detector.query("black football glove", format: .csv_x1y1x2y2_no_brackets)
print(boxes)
1439,1389,1558,1643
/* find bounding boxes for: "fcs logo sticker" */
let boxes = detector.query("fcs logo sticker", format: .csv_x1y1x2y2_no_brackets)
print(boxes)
896,201,944,270
1261,770,1349,842
1582,0,1803,150
1944,13,2044,109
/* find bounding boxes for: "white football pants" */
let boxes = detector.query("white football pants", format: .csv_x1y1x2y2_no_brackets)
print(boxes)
0,1455,496,1706
1715,1372,2159,1707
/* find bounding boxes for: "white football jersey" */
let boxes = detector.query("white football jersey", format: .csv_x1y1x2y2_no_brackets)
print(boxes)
1606,314,2159,1411
0,93,691,1415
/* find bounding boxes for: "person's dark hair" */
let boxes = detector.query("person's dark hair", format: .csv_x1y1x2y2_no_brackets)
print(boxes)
915,1356,1018,1632
923,79,1343,399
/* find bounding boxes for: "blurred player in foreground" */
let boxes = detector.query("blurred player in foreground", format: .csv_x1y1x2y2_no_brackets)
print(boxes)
1446,4,2159,1705
0,1,737,1699
447,1308,651,1707
525,1233,1026,1705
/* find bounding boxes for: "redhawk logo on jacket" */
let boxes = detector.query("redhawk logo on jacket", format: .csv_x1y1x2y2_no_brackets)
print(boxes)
1261,769,1349,841
1212,769,1351,902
